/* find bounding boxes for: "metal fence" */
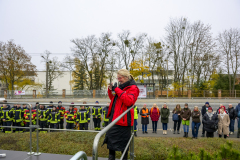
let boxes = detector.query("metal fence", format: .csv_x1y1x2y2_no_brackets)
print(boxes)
1,90,240,99
0,102,135,160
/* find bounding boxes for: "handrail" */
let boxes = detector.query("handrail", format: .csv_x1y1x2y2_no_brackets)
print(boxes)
70,151,88,160
92,105,135,160
38,103,107,106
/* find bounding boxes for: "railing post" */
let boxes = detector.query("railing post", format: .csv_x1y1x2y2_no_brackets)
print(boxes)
34,104,41,156
218,89,221,99
235,90,236,99
93,90,96,98
130,119,134,160
188,90,191,99
27,103,34,155
4,90,7,99
62,89,66,98
33,90,36,98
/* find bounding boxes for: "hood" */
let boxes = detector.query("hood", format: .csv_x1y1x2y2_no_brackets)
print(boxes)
162,105,169,109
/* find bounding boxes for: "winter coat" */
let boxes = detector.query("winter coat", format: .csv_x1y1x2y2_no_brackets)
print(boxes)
202,113,218,132
161,106,170,123
192,110,201,123
235,103,240,116
180,108,191,120
201,105,211,116
140,108,150,124
238,111,240,128
172,109,182,120
107,79,139,126
228,107,237,120
150,107,160,121
104,79,139,152
218,113,230,135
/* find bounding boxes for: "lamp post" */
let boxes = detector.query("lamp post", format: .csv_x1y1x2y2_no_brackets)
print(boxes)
42,56,49,98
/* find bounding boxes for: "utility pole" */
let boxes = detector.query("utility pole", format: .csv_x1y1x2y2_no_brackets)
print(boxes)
46,61,49,98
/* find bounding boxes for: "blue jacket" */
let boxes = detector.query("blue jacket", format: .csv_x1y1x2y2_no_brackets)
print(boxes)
235,103,240,115
238,111,240,128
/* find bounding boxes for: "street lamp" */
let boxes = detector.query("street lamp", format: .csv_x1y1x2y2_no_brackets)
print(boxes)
42,56,49,98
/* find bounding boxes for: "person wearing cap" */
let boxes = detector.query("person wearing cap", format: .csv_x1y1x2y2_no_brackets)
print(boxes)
202,107,218,138
191,106,201,139
161,103,169,135
218,108,230,139
12,103,24,133
228,104,237,135
77,105,90,130
133,105,139,136
92,101,102,131
33,102,39,109
56,101,65,129
172,104,182,134
180,103,191,138
47,101,55,113
38,105,49,133
103,103,110,127
140,104,150,134
48,106,60,131
65,104,77,129
201,102,211,137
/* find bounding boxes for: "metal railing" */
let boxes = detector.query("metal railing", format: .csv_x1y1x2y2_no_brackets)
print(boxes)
70,151,88,160
92,105,135,160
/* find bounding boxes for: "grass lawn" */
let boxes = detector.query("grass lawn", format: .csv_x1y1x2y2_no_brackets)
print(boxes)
0,132,240,160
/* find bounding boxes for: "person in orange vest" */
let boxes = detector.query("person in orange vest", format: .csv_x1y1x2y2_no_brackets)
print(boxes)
150,103,160,133
140,104,150,134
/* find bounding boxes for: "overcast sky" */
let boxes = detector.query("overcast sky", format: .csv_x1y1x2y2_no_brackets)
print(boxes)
0,0,240,71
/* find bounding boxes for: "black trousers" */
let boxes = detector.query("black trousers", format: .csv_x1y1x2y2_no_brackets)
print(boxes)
2,121,12,133
39,121,47,133
109,149,128,160
66,123,74,129
15,122,22,132
50,123,58,132
59,119,64,129
173,119,181,131
202,124,205,134
80,123,88,130
206,132,214,138
93,118,101,129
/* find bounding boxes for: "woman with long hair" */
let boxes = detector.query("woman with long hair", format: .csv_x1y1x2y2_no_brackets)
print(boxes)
172,104,181,134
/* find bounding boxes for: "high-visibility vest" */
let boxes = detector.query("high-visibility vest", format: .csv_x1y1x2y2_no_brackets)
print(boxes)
103,107,109,122
92,106,102,118
65,110,77,123
134,106,139,119
24,110,37,123
1,108,12,122
141,108,149,118
56,106,65,119
38,108,49,121
13,107,24,123
48,112,60,124
77,109,89,123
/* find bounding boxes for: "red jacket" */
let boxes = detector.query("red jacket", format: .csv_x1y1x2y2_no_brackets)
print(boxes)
107,83,139,126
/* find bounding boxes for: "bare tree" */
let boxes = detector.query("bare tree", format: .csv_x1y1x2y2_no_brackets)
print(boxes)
41,51,64,91
217,28,240,95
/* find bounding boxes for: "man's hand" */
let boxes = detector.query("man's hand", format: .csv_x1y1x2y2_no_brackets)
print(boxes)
183,118,186,121
2,119,6,121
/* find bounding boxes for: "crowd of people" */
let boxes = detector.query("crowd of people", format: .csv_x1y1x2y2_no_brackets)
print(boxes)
1,99,240,139
0,100,110,133
139,101,240,139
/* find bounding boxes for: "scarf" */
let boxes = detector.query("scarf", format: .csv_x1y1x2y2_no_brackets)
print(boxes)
219,112,226,119
207,112,213,120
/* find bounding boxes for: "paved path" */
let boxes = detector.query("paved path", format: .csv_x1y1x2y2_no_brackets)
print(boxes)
0,150,109,160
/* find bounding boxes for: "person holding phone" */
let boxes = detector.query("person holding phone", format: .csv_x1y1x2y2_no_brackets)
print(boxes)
102,69,139,160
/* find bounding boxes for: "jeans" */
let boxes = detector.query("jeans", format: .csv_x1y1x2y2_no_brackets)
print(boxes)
192,122,201,137
142,124,147,132
229,119,235,133
162,123,168,130
152,121,158,132
173,119,182,131
134,119,138,132
183,124,189,132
